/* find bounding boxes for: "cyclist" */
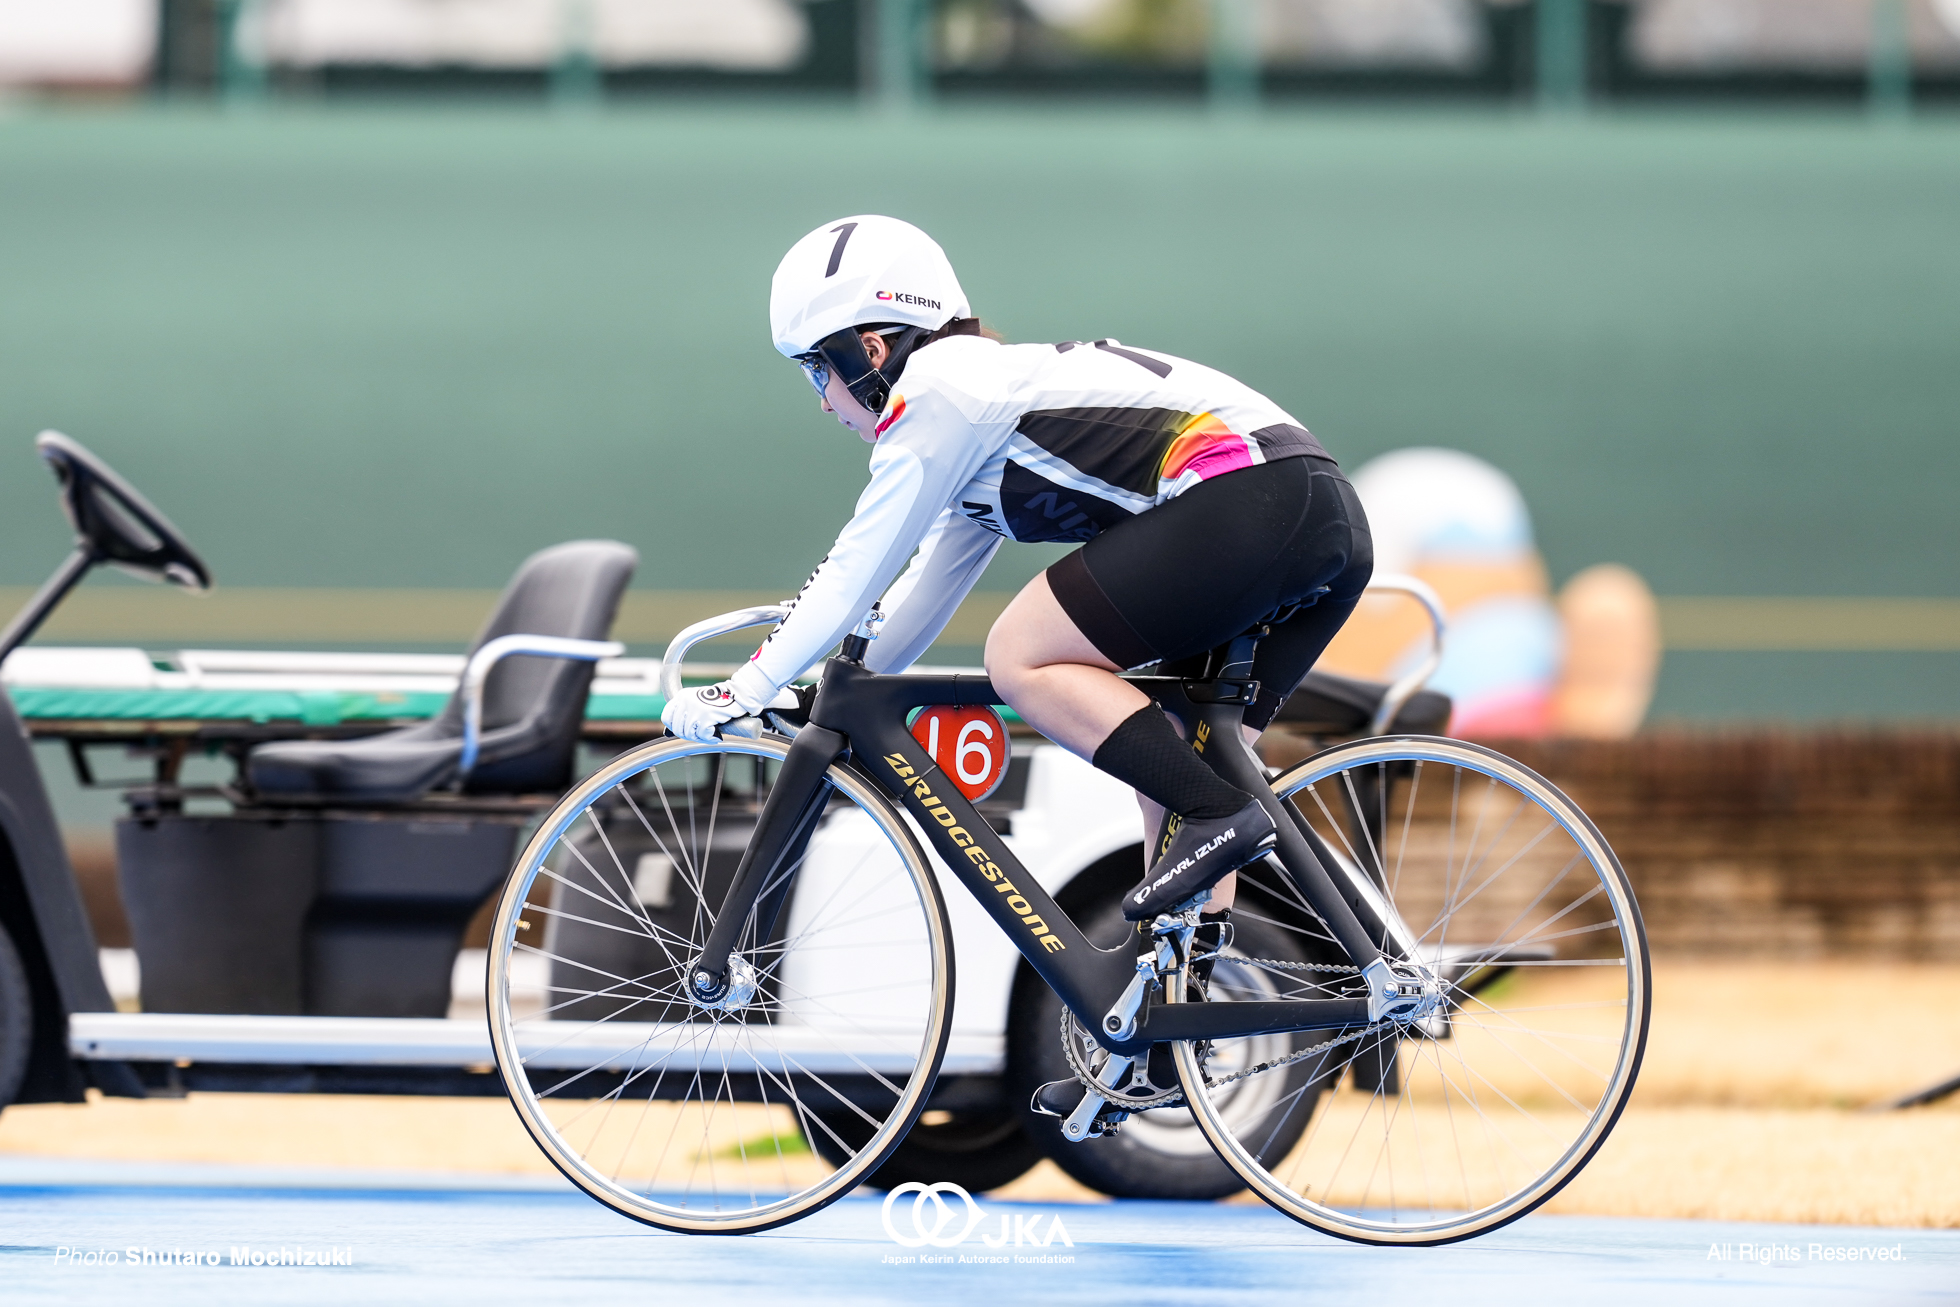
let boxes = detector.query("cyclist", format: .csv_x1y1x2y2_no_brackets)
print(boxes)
663,215,1371,930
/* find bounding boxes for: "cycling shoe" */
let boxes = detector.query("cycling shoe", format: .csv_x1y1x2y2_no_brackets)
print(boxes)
1030,1077,1087,1118
1122,799,1276,921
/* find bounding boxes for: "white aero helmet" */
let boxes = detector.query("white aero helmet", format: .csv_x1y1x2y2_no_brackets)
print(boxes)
770,215,970,414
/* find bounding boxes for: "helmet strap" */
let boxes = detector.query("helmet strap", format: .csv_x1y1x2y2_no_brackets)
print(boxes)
814,324,932,415
874,325,934,392
812,327,889,413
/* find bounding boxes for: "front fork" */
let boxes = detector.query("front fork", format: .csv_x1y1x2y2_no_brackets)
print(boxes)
685,724,847,1004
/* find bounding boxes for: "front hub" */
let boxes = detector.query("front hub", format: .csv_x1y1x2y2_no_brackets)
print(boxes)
691,956,759,1013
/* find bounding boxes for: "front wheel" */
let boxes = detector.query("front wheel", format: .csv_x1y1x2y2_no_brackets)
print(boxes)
1172,736,1651,1245
486,733,954,1234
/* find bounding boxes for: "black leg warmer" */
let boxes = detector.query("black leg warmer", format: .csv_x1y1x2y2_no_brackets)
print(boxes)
1091,705,1252,822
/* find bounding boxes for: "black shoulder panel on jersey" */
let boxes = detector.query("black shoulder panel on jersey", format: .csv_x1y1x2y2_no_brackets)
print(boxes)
1093,339,1173,378
999,461,1136,544
1014,406,1193,498
1247,423,1332,464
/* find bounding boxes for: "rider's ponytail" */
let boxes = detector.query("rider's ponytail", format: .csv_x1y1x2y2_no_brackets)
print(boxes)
923,317,1001,344
868,317,1002,392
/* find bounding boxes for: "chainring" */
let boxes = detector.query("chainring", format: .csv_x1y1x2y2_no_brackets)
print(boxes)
1060,951,1378,1105
1058,1005,1187,1110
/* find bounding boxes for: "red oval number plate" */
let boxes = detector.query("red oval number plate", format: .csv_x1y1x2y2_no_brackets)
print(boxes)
910,705,1010,802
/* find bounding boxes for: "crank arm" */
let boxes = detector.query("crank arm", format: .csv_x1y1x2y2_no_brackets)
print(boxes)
1060,1053,1134,1143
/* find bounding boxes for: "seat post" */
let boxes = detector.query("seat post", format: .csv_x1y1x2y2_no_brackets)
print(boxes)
1213,626,1265,682
1209,593,1315,684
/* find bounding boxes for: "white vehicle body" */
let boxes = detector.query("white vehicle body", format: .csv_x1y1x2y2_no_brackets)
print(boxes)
46,570,1445,1081
787,741,1140,1070
64,737,1142,1078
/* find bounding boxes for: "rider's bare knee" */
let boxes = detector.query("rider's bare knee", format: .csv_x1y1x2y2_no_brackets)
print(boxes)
983,625,1029,696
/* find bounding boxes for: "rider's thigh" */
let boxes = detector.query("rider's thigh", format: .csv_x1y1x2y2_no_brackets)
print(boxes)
986,575,1146,756
983,572,1123,683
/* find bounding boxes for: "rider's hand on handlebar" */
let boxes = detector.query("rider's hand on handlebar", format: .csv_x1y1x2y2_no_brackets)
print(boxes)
660,664,777,742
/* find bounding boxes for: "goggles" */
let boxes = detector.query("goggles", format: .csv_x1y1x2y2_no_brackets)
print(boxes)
793,326,900,415
795,352,832,399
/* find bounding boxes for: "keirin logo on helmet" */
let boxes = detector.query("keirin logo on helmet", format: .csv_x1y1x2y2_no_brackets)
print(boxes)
879,1182,1075,1250
874,291,942,309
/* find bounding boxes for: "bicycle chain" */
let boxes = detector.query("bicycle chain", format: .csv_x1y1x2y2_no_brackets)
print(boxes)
1060,1009,1186,1109
1056,955,1374,1108
1193,954,1385,1091
1235,957,1363,977
1203,1016,1390,1090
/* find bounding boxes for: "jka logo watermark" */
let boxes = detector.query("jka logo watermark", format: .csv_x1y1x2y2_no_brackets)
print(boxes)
879,1182,1075,1262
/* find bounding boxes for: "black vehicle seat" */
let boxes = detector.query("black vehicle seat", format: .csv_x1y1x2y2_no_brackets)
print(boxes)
1274,670,1453,737
248,540,638,804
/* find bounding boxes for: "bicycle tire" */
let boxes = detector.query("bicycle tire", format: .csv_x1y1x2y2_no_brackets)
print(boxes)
1171,735,1651,1245
487,733,954,1234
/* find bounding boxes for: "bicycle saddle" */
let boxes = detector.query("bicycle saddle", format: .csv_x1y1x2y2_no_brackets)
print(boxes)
1274,670,1451,737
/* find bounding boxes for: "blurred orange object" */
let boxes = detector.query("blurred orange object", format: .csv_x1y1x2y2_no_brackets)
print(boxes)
1315,448,1659,740
1321,449,1562,738
1553,564,1661,739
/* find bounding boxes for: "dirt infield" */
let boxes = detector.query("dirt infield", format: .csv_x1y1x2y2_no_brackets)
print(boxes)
3,961,1956,1226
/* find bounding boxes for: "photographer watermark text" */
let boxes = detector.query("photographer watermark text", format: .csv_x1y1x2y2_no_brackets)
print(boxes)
53,1244,354,1268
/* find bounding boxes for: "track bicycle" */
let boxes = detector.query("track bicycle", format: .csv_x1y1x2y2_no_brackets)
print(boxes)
485,606,1650,1244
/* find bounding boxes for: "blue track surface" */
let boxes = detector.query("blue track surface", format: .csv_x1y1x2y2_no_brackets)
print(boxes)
3,1159,1955,1306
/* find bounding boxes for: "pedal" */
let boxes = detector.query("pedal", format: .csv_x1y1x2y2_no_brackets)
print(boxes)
1039,1052,1139,1143
1060,1091,1130,1142
1029,1078,1083,1119
1031,1079,1131,1140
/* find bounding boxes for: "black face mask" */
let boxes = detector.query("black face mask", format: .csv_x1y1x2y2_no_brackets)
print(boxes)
795,325,931,415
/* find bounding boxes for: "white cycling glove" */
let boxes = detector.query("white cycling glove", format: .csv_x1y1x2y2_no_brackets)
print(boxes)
660,663,778,742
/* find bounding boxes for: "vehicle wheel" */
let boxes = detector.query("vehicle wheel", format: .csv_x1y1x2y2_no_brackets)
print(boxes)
1173,736,1652,1245
0,923,30,1111
486,733,954,1234
1008,890,1330,1200
803,1105,1045,1193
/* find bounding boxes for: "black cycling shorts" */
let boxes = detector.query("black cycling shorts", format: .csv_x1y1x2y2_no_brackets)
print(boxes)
1046,454,1373,732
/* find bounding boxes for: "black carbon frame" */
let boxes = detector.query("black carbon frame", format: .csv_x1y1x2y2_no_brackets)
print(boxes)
690,655,1386,1056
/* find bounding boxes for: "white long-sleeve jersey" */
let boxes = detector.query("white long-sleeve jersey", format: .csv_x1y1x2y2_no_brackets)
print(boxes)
741,334,1326,693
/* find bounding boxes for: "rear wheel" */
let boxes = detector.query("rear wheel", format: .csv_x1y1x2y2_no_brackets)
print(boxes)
1172,736,1650,1245
487,733,954,1234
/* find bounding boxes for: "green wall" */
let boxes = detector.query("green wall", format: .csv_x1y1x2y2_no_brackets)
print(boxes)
2,106,1956,718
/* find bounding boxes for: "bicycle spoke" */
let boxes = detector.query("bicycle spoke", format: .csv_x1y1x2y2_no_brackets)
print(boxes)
487,735,948,1232
1176,740,1648,1244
